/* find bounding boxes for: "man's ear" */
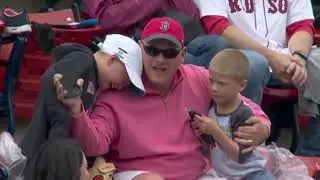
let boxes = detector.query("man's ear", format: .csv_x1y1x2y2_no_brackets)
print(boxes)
106,54,116,66
181,47,186,56
180,47,186,64
239,80,247,92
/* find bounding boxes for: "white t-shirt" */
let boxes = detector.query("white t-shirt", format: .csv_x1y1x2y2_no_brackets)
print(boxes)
194,0,314,50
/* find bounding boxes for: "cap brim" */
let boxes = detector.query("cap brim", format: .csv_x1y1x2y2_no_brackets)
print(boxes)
144,34,182,48
125,66,145,96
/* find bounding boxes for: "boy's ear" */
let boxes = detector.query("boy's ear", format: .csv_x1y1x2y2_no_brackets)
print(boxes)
239,80,247,92
180,47,186,64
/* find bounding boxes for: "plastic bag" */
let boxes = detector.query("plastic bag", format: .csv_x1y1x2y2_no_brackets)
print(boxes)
198,169,228,180
257,143,313,180
0,132,26,180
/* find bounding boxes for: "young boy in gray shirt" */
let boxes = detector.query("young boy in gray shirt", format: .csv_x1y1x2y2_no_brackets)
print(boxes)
193,49,274,180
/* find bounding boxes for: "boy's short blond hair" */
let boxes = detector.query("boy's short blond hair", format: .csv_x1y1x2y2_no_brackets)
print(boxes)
209,49,250,81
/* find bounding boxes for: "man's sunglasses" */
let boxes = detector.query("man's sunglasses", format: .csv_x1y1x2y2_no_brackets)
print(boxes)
143,45,181,59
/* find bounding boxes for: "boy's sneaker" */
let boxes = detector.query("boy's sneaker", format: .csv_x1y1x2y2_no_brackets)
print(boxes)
2,8,32,34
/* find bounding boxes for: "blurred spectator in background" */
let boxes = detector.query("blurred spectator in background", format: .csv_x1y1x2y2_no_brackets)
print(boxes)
25,139,89,180
82,0,200,39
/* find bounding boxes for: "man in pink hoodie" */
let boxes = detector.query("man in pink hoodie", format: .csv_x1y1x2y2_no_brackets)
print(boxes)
54,17,271,180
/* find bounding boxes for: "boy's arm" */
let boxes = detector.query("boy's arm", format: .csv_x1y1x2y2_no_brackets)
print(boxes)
45,85,73,139
71,92,119,157
47,51,95,139
211,126,241,162
195,114,241,162
230,104,256,162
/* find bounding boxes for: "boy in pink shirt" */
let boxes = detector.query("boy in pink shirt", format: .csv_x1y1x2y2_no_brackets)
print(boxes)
54,17,271,180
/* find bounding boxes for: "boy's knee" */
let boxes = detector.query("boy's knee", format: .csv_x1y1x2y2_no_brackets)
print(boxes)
133,172,164,180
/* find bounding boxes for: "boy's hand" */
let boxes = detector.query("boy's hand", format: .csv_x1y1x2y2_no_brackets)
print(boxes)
53,74,83,115
194,115,219,135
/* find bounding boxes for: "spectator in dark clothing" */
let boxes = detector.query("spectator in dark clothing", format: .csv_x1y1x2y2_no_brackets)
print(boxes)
82,0,200,37
25,139,89,180
19,34,144,175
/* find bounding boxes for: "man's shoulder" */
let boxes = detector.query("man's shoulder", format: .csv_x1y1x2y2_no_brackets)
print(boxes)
180,64,209,78
180,65,209,88
97,89,135,103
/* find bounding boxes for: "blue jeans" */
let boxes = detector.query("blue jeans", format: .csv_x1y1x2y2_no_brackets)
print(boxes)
297,117,320,156
244,169,275,180
185,35,271,105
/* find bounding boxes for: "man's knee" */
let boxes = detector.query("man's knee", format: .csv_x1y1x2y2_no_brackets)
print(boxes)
242,51,270,79
187,35,229,56
243,51,269,67
133,172,164,180
188,35,228,46
241,50,271,104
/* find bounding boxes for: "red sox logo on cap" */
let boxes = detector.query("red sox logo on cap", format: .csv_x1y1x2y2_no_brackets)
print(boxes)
160,21,170,31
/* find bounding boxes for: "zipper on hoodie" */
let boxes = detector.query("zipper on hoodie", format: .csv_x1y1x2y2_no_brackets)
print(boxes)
162,95,168,118
161,74,182,117
163,96,168,104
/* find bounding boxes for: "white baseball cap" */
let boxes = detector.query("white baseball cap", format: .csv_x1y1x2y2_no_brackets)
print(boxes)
98,34,145,95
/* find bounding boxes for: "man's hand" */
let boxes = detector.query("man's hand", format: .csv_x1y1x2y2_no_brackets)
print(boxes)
269,52,293,83
269,52,307,86
53,74,84,115
233,117,269,153
286,55,307,86
193,115,219,135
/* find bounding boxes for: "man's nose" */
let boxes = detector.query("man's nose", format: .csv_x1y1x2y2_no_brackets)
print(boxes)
154,53,166,62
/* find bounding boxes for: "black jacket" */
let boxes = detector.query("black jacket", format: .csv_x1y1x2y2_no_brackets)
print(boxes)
20,43,99,174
